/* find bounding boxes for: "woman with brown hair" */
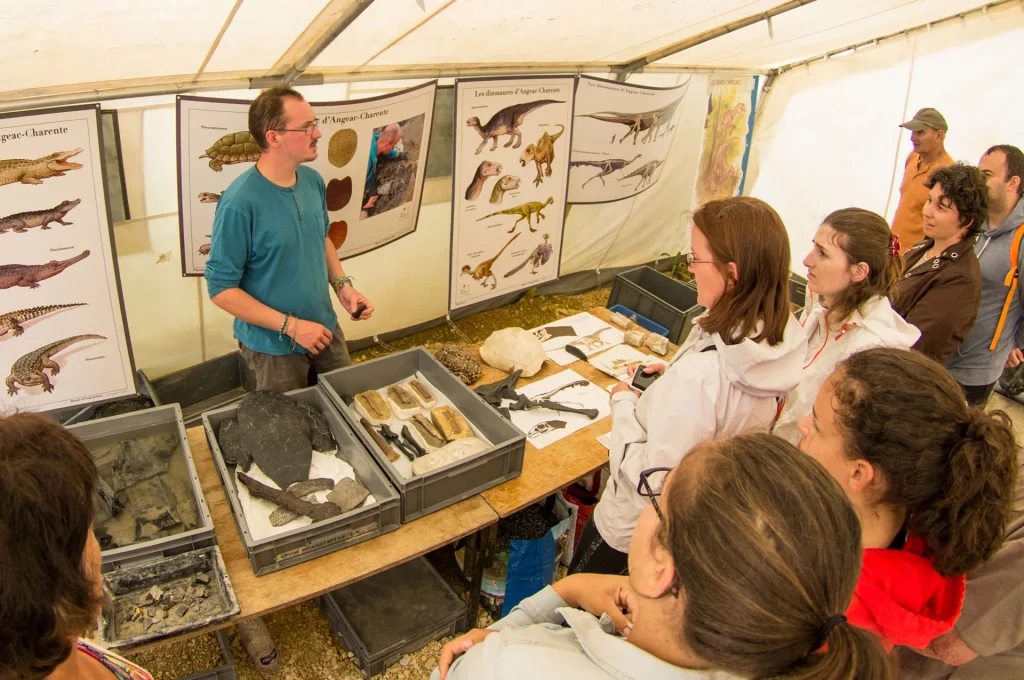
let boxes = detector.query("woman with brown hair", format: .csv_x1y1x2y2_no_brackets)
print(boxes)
773,207,920,444
0,414,154,680
435,433,892,680
570,197,807,576
797,347,1018,650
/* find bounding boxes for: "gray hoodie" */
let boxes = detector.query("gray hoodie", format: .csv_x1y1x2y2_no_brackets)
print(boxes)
947,197,1024,386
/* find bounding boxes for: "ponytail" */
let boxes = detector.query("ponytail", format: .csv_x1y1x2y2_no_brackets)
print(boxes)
833,349,1019,576
768,622,892,680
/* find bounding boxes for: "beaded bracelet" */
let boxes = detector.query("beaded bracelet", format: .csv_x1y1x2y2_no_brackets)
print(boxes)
278,313,291,338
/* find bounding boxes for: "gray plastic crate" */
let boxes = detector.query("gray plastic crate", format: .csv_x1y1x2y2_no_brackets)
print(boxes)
608,266,701,344
202,387,401,575
68,404,215,574
318,557,467,680
319,348,526,522
179,631,237,680
147,351,257,428
43,369,160,426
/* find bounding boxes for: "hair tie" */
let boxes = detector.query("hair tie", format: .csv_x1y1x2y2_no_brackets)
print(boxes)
818,614,847,647
889,233,901,258
965,419,986,442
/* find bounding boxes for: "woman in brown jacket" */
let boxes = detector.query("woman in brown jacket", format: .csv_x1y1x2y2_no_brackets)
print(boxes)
894,163,988,363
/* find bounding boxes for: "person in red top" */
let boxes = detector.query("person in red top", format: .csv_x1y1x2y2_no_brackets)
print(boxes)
796,347,1018,650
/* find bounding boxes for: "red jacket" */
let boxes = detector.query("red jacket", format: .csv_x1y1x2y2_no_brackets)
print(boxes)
846,535,966,650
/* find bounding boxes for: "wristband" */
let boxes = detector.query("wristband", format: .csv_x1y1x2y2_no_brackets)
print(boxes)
332,276,353,295
278,313,291,337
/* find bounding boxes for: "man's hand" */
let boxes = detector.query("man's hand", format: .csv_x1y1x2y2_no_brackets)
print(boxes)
291,319,333,355
1007,348,1024,368
553,573,634,635
338,286,374,321
437,629,495,679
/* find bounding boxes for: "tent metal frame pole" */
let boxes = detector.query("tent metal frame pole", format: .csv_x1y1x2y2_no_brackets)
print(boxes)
277,0,377,85
612,0,818,76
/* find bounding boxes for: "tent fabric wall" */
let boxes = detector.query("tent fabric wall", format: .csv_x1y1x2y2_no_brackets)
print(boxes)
745,3,1024,268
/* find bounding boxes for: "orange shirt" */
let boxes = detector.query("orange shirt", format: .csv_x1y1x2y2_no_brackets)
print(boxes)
891,150,954,254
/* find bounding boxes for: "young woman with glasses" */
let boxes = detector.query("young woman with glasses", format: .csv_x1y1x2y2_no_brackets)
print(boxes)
434,433,892,680
570,196,808,575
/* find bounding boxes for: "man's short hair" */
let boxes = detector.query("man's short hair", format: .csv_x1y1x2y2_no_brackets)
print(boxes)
986,144,1024,201
249,87,305,150
925,163,990,237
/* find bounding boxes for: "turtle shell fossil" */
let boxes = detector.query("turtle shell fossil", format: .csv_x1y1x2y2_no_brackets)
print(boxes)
326,177,353,211
433,345,482,385
328,128,358,168
479,327,546,377
200,131,261,172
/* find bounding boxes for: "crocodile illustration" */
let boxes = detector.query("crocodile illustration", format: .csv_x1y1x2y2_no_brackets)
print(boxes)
6,334,106,396
477,197,554,234
467,100,563,154
576,98,682,145
570,155,642,189
0,199,81,234
0,149,83,187
198,192,221,203
489,175,521,205
520,125,565,187
0,250,91,290
0,303,87,337
619,159,665,191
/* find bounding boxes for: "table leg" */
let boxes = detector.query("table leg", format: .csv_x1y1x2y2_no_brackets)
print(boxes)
465,524,498,631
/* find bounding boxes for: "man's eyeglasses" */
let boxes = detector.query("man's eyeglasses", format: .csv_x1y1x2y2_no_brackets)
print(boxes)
274,120,320,136
637,467,672,521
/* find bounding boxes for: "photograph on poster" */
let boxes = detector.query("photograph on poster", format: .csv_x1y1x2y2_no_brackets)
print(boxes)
694,76,757,205
178,82,437,276
450,77,575,311
568,76,689,204
0,104,135,413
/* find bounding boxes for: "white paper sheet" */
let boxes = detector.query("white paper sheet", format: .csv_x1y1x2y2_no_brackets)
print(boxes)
506,369,611,449
587,344,651,381
530,311,625,366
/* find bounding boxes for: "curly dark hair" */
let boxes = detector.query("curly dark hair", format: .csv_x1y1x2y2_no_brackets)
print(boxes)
0,414,103,680
925,162,990,237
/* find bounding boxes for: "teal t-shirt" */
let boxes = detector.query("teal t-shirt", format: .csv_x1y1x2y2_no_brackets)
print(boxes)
205,165,337,356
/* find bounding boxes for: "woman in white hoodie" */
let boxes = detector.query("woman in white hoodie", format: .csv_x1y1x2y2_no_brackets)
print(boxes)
570,197,808,575
773,208,920,445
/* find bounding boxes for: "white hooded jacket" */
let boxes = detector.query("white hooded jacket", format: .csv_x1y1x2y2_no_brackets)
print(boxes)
773,295,921,446
594,313,808,553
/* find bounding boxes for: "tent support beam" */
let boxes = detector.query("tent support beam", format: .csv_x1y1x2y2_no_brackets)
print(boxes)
278,0,378,85
612,0,818,76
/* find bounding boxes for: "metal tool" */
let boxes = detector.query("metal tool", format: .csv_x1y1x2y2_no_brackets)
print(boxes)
401,425,427,457
379,424,418,460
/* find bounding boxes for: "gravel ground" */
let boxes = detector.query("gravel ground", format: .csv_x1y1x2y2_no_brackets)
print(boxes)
127,633,224,679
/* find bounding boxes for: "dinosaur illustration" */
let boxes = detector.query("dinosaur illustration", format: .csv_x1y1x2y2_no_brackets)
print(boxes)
570,327,613,352
197,192,221,203
576,97,682,145
0,199,81,234
466,100,564,154
0,303,87,337
465,160,502,201
489,175,521,205
6,334,106,396
504,233,554,278
0,149,83,187
0,250,91,290
477,197,554,234
570,155,642,189
461,233,520,289
519,125,565,187
619,159,665,191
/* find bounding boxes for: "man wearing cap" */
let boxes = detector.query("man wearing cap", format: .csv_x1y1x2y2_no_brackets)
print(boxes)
891,108,954,254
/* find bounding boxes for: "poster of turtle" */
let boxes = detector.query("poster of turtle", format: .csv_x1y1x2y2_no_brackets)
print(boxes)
693,76,759,205
568,76,689,204
450,76,575,311
177,82,437,276
0,104,137,413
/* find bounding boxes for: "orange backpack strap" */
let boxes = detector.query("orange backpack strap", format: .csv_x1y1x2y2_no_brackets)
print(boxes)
990,224,1024,350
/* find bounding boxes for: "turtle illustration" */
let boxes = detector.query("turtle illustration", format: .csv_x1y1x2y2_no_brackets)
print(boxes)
199,131,261,172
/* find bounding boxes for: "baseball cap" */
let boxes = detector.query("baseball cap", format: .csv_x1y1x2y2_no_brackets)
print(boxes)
900,108,948,132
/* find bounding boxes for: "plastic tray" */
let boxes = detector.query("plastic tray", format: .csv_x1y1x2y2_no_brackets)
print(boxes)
68,404,215,574
202,387,401,576
318,348,526,522
43,369,160,426
318,557,467,679
607,266,701,344
147,351,257,428
607,304,670,337
790,272,809,314
179,631,237,680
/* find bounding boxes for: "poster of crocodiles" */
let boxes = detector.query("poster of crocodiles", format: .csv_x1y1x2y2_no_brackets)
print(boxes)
568,76,691,204
694,76,759,205
0,104,136,413
451,76,575,310
176,82,437,276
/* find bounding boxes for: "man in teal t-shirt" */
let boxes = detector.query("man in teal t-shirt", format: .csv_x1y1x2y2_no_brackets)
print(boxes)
205,87,374,393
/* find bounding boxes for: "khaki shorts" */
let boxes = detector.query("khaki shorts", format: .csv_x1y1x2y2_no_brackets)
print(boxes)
239,324,351,393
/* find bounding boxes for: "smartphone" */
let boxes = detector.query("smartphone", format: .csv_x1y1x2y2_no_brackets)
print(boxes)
630,366,660,392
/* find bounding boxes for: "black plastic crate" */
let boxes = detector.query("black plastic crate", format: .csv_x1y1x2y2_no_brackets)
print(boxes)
319,557,467,679
202,387,401,575
43,369,160,426
319,348,526,523
147,351,257,428
607,266,701,344
790,272,809,314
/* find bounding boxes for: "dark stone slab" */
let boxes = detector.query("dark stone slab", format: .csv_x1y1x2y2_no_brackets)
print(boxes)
327,478,370,513
291,399,337,451
109,433,178,492
236,391,312,489
217,417,252,471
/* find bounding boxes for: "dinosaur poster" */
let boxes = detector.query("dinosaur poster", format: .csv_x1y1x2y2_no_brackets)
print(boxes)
450,77,575,311
694,76,758,205
177,82,437,276
568,76,690,204
0,104,136,413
